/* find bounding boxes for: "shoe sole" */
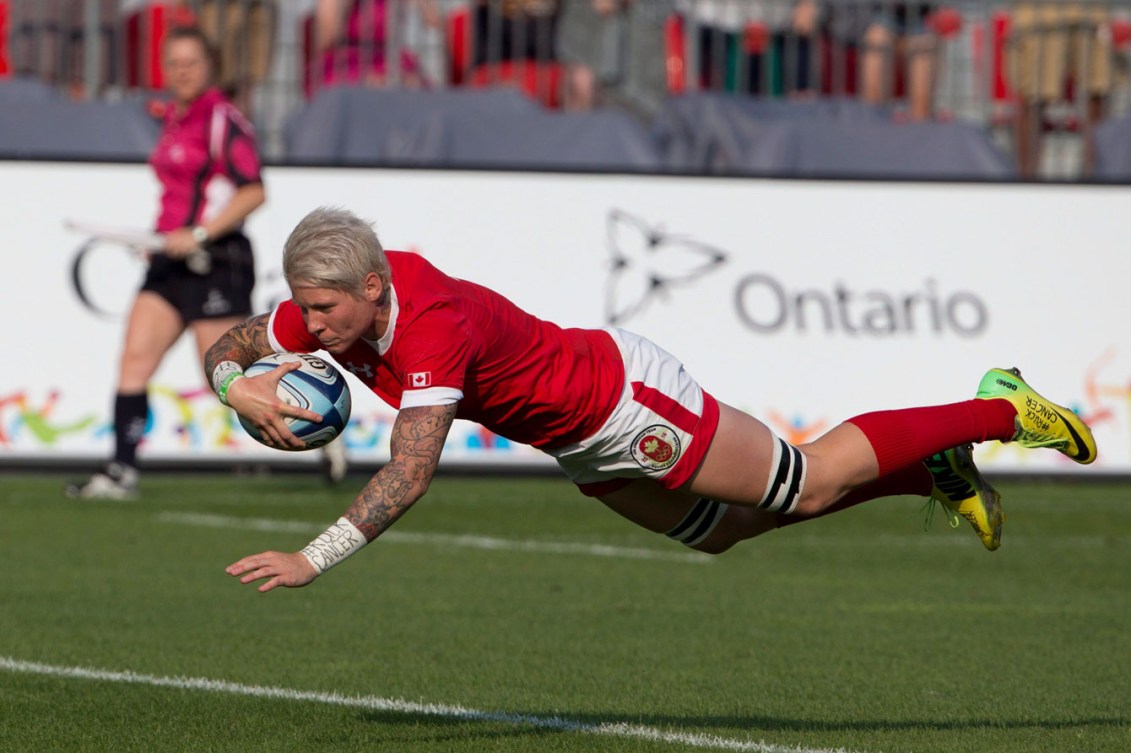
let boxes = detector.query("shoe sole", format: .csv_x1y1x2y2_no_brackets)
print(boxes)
64,483,138,502
951,444,1003,551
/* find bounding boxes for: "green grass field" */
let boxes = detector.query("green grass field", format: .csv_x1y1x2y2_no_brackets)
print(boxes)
2,471,1129,753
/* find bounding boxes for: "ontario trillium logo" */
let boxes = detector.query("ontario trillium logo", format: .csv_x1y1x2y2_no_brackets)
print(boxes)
630,424,681,471
604,210,728,325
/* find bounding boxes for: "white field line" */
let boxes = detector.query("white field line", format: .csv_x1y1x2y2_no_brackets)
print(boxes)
0,656,864,753
156,511,713,564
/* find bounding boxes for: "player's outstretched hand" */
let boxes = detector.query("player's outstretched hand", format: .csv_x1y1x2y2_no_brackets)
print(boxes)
227,361,323,450
226,551,318,592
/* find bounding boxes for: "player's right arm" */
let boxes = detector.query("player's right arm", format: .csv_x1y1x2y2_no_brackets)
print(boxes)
226,402,459,593
204,313,319,449
343,403,458,540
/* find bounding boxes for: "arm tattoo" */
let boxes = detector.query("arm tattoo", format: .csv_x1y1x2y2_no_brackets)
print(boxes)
203,314,273,375
346,403,458,540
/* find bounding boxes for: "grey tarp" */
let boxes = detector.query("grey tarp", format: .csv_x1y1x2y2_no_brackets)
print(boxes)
653,92,888,172
284,86,664,171
0,78,159,160
737,119,1016,179
651,92,1016,179
1094,114,1131,182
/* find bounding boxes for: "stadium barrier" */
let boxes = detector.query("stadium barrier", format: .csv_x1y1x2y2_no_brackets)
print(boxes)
0,161,1126,474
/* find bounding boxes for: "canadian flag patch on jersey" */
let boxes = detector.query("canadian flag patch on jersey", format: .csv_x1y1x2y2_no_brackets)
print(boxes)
407,372,432,388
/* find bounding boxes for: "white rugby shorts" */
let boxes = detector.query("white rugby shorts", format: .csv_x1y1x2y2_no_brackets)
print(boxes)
546,328,720,497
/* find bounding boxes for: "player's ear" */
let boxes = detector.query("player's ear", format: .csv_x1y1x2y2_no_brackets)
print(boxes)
362,272,383,303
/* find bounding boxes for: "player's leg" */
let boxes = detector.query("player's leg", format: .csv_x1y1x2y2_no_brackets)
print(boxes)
600,445,1002,553
597,479,778,555
596,446,997,553
318,436,350,484
765,443,1004,550
115,292,186,468
572,331,1086,550
591,406,930,551
692,404,1004,547
683,404,875,516
688,366,1093,548
689,398,1016,515
67,292,185,500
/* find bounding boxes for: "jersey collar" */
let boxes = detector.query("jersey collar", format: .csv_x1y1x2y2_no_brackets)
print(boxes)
365,282,399,356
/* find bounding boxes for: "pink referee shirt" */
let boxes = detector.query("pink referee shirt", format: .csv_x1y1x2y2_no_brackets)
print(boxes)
268,252,625,449
149,88,262,233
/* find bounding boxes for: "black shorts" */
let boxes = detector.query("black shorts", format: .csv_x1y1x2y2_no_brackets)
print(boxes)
141,231,256,323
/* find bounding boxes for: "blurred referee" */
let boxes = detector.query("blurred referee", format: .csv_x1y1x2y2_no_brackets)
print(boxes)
68,26,265,500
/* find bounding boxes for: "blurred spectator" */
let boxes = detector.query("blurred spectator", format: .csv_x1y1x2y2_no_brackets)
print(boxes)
814,1,869,97
858,3,939,121
314,0,440,91
178,0,278,116
549,0,676,115
614,0,678,114
470,0,559,66
674,0,817,97
469,0,599,109
7,0,118,100
557,0,633,108
1009,3,1114,178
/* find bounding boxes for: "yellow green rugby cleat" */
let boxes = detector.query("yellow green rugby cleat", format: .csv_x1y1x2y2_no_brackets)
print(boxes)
976,367,1097,464
925,444,1003,551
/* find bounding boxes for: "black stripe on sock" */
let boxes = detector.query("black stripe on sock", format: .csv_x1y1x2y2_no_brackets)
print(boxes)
666,497,712,539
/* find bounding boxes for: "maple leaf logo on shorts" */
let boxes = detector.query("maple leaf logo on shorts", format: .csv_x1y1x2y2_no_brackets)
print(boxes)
641,437,673,464
630,424,681,471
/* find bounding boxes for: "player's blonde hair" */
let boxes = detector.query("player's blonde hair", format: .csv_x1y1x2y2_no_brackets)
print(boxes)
283,207,391,298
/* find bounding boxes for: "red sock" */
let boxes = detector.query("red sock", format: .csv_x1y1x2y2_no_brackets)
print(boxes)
775,463,931,528
846,398,1017,476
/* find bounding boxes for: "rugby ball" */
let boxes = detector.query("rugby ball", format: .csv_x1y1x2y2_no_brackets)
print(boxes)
238,353,351,451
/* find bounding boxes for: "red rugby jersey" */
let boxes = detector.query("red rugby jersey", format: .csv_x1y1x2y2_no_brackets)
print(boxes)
268,252,625,449
149,88,262,233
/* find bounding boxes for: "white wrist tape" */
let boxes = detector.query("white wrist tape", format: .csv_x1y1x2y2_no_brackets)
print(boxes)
300,517,368,574
211,360,245,406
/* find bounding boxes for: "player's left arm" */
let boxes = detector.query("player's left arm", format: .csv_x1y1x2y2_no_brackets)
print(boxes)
204,313,273,372
205,313,319,449
225,403,459,592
